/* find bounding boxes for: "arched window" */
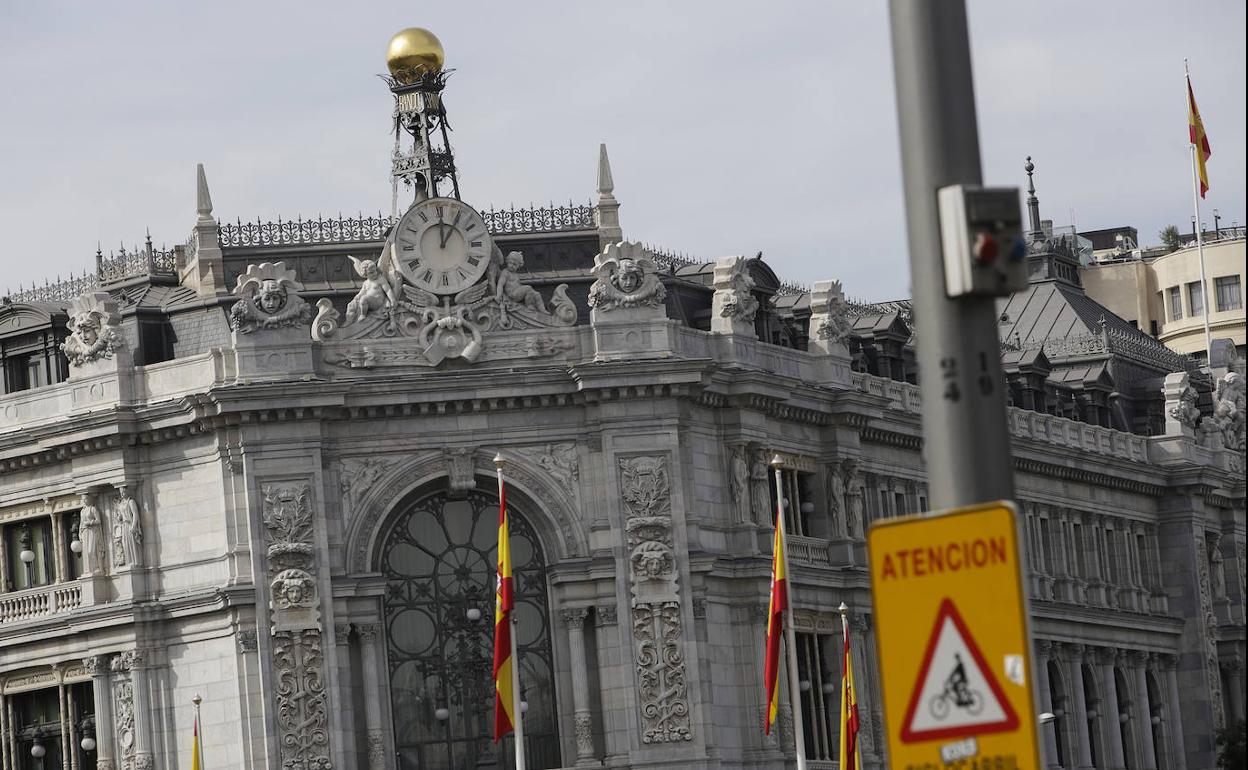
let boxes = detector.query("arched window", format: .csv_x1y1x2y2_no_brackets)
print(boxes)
1047,659,1068,768
380,486,560,769
1115,667,1134,769
1082,664,1102,769
1146,671,1167,769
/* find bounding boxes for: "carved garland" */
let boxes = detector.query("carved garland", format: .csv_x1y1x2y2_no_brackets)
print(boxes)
619,454,693,744
262,484,333,770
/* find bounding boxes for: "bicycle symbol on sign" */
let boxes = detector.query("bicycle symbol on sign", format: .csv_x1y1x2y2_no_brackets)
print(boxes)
929,653,984,720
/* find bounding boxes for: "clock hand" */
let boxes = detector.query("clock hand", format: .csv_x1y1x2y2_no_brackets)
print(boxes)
437,211,450,249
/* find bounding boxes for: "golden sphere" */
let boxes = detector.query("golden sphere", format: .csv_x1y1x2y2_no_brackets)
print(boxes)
386,28,445,83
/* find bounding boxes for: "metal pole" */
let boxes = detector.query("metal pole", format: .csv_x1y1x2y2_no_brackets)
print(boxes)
495,460,526,770
887,0,1015,509
1185,62,1213,363
772,457,808,769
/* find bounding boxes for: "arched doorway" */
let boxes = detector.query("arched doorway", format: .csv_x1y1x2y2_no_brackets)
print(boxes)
380,485,560,769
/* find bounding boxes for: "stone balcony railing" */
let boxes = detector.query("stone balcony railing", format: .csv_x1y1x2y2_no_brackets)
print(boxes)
0,582,82,625
787,534,835,567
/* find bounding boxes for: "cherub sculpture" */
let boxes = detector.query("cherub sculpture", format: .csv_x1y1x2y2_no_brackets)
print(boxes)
588,241,667,311
494,251,547,313
345,246,399,326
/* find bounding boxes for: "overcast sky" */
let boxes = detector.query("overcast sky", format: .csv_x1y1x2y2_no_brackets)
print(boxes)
1,1,1243,300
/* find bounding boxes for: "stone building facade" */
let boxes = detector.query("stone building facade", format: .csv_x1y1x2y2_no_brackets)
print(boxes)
0,53,1245,770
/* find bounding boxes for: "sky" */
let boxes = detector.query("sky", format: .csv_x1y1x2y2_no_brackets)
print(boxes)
0,1,1244,301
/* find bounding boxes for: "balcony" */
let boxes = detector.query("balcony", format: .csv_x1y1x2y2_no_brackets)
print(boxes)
0,582,82,625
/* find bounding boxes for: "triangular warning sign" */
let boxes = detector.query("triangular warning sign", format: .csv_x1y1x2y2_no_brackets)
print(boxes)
900,598,1020,743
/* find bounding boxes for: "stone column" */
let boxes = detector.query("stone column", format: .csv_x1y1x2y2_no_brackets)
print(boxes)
129,652,155,770
51,511,68,583
1221,659,1244,722
333,623,358,766
83,656,116,770
355,623,388,770
560,607,596,764
1095,648,1126,769
1035,642,1061,770
1160,655,1187,770
850,615,879,763
1130,652,1157,769
0,691,8,770
1060,645,1095,770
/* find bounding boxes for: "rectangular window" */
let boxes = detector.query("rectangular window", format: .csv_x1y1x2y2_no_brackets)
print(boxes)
1071,523,1085,578
4,518,54,591
880,491,891,520
65,512,85,580
1039,518,1054,573
1187,281,1205,316
895,492,907,517
1168,286,1183,320
794,632,840,761
1104,528,1118,584
770,468,817,537
1215,275,1243,311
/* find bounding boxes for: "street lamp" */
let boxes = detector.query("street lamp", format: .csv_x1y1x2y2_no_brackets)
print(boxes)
1038,712,1056,724
81,734,97,752
30,740,46,759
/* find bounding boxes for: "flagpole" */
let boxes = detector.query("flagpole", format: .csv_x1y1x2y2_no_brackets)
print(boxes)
1186,59,1213,362
192,693,203,769
495,456,526,770
772,455,808,770
838,603,859,770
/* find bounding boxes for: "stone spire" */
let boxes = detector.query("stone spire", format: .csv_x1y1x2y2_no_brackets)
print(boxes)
1024,156,1041,237
594,143,622,248
196,163,214,224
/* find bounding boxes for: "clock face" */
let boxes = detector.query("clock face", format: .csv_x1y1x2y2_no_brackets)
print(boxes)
393,198,493,294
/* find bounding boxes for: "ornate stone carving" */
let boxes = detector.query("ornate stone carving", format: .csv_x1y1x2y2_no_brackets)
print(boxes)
444,447,477,492
366,730,386,769
729,444,751,525
270,568,321,633
134,755,155,770
711,255,759,333
619,454,693,744
811,280,852,345
1212,370,1246,468
1194,532,1226,729
112,485,143,569
560,607,589,629
842,459,866,540
514,442,579,494
236,628,259,653
595,604,618,626
229,261,313,333
79,491,106,575
355,622,382,644
1208,532,1227,600
574,712,594,757
749,447,772,525
1168,383,1202,429
339,456,399,514
61,292,124,366
263,485,315,573
82,655,109,676
588,241,667,312
334,622,352,646
114,679,136,763
273,630,333,770
312,242,575,362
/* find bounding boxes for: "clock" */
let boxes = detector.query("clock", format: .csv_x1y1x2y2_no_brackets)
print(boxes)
392,197,493,294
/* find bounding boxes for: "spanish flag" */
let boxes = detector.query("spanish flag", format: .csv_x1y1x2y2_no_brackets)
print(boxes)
1188,75,1212,198
839,613,861,770
762,501,788,734
191,714,203,770
493,471,517,742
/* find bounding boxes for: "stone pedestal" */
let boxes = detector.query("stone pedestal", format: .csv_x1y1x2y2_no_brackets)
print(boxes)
231,326,316,383
709,256,758,338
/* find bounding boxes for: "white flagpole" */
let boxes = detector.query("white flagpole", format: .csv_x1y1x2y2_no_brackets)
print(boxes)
1186,59,1213,363
495,457,526,770
193,693,204,765
772,455,808,770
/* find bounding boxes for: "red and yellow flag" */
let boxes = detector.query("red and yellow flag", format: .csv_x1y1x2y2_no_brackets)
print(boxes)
191,714,202,770
1188,76,1212,198
493,475,517,742
839,616,861,770
762,502,789,734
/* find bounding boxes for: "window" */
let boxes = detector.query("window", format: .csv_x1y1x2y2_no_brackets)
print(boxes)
4,518,54,591
10,682,96,770
1187,281,1205,316
1215,275,1243,311
794,632,840,761
895,492,908,517
1071,523,1086,578
1168,286,1183,320
770,468,818,537
65,512,85,580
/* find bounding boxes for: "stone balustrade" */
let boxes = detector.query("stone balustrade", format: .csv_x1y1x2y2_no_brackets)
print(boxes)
0,582,81,625
787,534,834,567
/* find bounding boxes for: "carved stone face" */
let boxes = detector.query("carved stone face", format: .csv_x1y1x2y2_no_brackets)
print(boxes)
616,261,643,293
257,279,288,314
361,260,379,279
74,313,100,345
506,252,524,271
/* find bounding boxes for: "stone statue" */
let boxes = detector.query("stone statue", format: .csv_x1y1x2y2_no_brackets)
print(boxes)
842,459,865,539
229,261,313,333
815,280,853,345
826,463,848,538
1209,536,1227,600
494,251,548,313
1213,371,1246,454
588,241,667,312
729,446,750,524
750,448,772,525
79,493,104,576
112,487,142,568
60,292,123,366
1168,383,1202,430
345,250,399,326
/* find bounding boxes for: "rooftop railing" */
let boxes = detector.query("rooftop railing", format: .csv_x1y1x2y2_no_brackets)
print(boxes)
5,238,176,304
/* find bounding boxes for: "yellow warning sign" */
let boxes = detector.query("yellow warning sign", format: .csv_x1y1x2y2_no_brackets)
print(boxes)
868,501,1040,770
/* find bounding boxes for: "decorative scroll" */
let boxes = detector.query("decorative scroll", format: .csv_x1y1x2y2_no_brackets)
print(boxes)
619,455,692,744
273,630,332,770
